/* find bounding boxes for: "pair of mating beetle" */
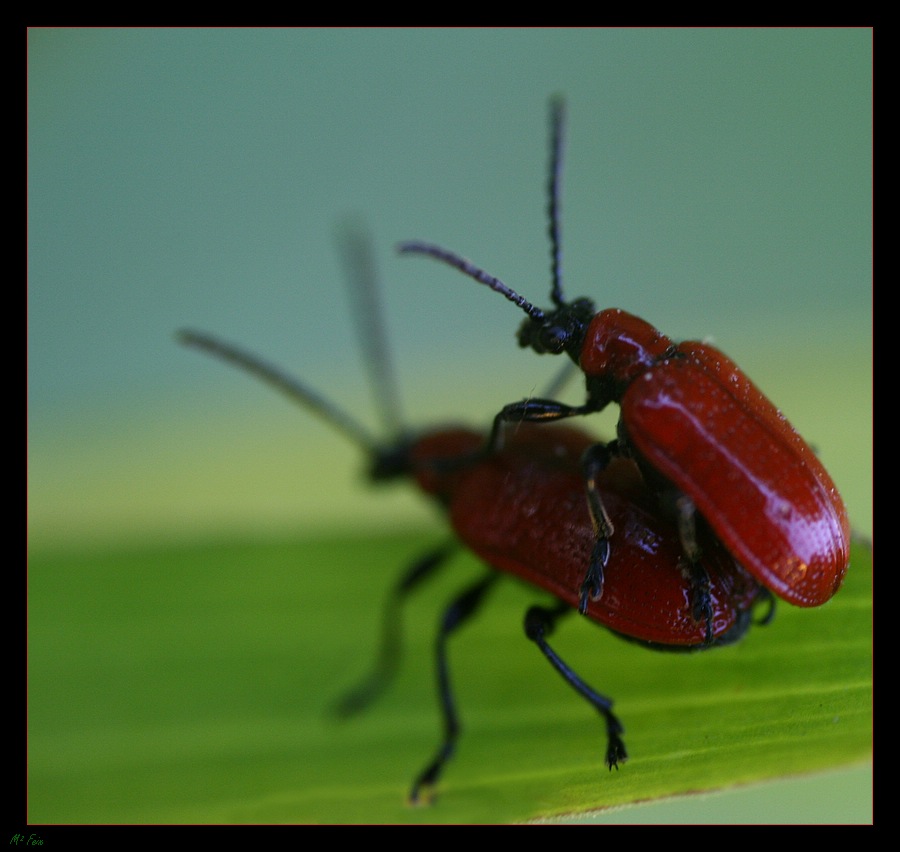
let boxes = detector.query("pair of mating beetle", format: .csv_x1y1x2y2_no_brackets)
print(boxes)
179,97,850,804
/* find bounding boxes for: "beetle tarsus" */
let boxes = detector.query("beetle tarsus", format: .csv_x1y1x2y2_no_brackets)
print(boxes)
579,538,608,613
408,758,445,807
605,718,628,769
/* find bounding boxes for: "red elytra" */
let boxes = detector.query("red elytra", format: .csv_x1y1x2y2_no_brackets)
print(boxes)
412,422,763,646
582,309,850,607
399,97,850,609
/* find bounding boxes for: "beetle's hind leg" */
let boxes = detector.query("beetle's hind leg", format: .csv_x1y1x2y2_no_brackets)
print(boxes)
525,601,627,770
409,571,499,806
333,542,457,718
675,493,714,645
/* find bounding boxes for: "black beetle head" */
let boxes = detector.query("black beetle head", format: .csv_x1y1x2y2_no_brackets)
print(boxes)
516,297,595,361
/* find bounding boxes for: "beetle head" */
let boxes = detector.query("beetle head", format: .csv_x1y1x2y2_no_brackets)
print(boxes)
516,297,596,362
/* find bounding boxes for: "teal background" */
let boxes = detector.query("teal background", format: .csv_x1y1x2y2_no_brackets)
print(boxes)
28,28,872,823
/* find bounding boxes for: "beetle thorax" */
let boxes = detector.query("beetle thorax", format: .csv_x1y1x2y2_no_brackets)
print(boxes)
580,309,675,393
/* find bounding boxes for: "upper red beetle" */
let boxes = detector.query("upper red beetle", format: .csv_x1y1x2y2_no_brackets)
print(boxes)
399,96,850,612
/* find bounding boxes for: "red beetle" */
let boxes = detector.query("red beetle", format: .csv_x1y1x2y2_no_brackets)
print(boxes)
399,96,850,612
178,231,767,803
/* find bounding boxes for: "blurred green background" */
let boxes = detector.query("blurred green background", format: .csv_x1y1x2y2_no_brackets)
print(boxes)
27,28,871,823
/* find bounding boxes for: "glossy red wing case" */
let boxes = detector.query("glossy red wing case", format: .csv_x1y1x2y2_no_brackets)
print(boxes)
621,344,850,607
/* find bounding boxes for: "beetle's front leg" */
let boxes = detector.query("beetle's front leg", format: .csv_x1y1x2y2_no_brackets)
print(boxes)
486,398,594,454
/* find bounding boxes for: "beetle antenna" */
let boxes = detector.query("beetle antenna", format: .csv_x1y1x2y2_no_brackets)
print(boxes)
336,222,406,439
547,95,566,307
397,240,545,322
176,329,380,453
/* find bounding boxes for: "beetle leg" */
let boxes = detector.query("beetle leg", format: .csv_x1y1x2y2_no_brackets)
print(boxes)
525,602,628,770
578,443,618,613
486,398,593,453
675,494,713,644
334,541,457,717
754,588,777,626
409,571,499,806
418,397,592,474
688,562,713,645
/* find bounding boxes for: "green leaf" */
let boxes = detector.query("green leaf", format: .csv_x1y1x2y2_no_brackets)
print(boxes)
28,534,871,824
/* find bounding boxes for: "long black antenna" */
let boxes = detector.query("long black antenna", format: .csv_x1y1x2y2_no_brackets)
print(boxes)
547,95,566,307
398,97,571,317
396,240,545,322
176,329,380,453
337,222,405,438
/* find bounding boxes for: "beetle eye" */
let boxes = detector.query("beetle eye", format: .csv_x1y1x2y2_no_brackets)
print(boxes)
538,325,568,354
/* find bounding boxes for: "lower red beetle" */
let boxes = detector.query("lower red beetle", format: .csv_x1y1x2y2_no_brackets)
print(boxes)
400,96,850,614
178,230,768,803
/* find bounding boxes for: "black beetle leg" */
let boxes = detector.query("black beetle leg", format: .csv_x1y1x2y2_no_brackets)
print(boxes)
675,494,713,644
333,541,457,717
486,397,594,453
754,587,777,626
525,602,627,770
483,400,618,615
409,572,499,806
579,443,618,613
